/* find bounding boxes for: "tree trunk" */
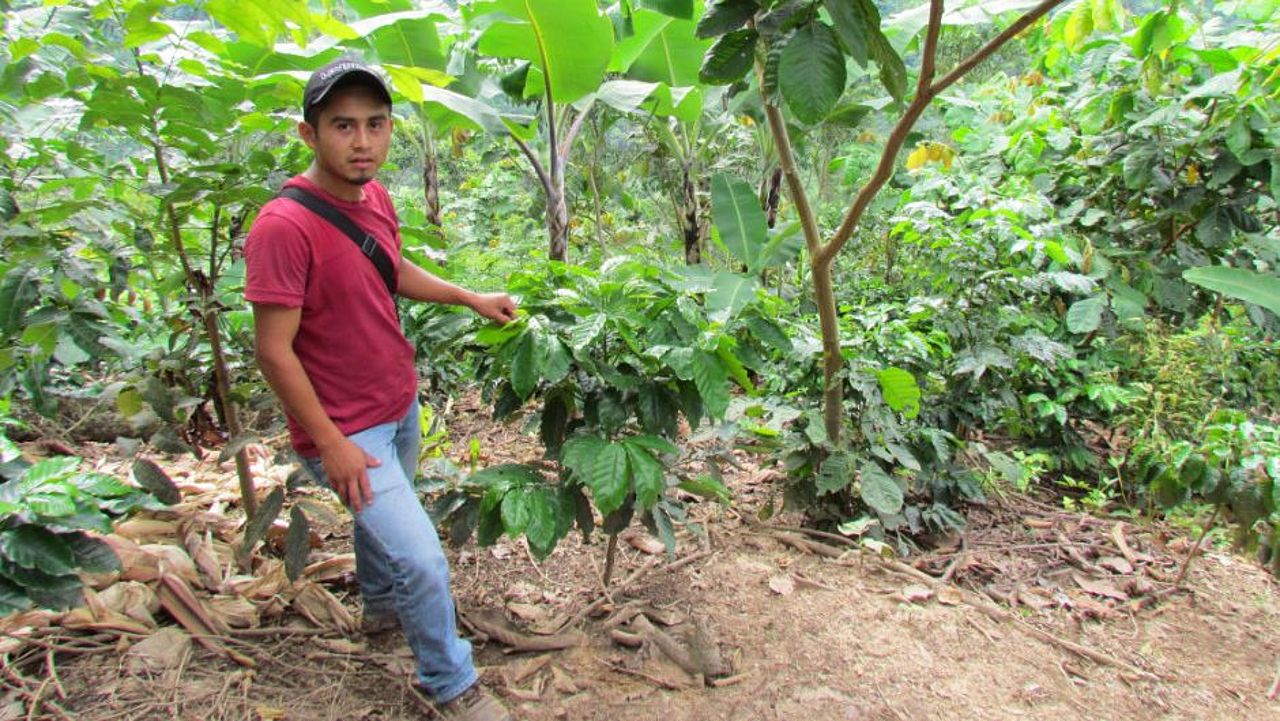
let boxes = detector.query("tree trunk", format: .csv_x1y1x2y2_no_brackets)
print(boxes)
681,167,701,265
764,165,783,229
547,177,569,262
422,141,441,230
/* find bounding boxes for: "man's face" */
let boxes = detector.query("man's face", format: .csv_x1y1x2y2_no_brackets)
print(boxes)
299,85,392,189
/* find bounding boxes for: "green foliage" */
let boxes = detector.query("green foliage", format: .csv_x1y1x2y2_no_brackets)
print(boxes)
474,0,614,104
0,445,162,613
1131,410,1280,574
431,257,806,556
1183,266,1280,318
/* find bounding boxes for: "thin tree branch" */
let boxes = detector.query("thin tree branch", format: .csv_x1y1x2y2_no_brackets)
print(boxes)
930,0,1068,97
823,0,944,265
545,95,561,189
511,134,553,196
754,39,822,259
559,107,591,166
763,103,822,258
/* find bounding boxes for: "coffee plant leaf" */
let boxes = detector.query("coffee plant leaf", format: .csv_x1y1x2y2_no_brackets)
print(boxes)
859,461,903,516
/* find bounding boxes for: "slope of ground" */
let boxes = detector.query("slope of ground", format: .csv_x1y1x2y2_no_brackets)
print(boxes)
2,398,1277,721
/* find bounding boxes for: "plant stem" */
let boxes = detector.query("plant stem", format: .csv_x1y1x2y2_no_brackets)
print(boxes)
1174,504,1221,589
130,48,257,518
603,533,619,587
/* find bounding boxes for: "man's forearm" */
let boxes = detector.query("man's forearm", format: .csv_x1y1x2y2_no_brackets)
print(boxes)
257,348,346,451
396,258,478,307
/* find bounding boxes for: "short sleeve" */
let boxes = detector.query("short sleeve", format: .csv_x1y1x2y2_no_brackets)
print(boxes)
244,208,310,308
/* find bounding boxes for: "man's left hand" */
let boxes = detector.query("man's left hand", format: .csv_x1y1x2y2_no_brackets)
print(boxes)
470,292,518,324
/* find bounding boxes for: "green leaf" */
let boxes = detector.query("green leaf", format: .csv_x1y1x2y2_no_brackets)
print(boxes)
0,265,38,335
615,8,710,90
536,333,573,386
26,493,76,519
510,331,538,400
624,442,666,509
696,0,759,38
116,387,144,419
588,443,631,517
707,272,760,321
779,22,847,124
66,533,120,574
1066,295,1106,334
1183,267,1280,317
859,462,903,516
239,487,284,560
868,26,905,101
540,391,571,458
711,173,768,269
699,28,757,84
131,459,180,505
627,434,679,456
1122,145,1157,190
691,350,730,420
637,386,680,439
649,504,678,554
678,475,732,503
876,367,921,419
524,489,561,559
478,0,615,104
816,450,854,495
354,11,446,69
824,0,874,67
501,489,532,535
562,436,608,482
284,505,311,583
0,526,75,576
0,577,34,615
469,463,544,493
570,313,607,351
745,316,793,353
67,472,132,499
639,0,693,19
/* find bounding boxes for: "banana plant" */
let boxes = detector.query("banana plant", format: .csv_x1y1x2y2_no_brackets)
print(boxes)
468,0,615,262
610,2,718,264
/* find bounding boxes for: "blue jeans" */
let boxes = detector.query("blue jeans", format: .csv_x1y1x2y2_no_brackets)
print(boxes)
301,399,476,703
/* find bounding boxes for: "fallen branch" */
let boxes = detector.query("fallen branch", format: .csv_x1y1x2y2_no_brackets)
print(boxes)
1268,658,1279,701
631,615,702,679
600,659,690,690
771,532,844,559
1174,505,1221,589
461,610,584,653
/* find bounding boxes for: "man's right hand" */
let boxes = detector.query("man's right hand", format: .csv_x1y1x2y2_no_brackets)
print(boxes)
319,437,381,513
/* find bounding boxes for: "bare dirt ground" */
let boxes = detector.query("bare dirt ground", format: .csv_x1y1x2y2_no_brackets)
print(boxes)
3,395,1278,721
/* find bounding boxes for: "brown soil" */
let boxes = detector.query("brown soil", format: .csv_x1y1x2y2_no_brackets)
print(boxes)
3,396,1277,721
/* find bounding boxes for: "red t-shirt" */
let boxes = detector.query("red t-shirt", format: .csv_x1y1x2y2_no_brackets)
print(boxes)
244,176,416,456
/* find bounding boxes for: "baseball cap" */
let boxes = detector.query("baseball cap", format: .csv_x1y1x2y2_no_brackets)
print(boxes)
302,58,393,116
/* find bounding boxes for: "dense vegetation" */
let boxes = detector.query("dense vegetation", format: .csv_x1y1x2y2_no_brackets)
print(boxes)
1,0,1277,612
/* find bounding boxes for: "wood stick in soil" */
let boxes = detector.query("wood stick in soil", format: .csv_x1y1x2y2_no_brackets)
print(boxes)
1174,505,1221,589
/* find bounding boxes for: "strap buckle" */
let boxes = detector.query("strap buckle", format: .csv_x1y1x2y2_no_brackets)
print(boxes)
360,235,377,256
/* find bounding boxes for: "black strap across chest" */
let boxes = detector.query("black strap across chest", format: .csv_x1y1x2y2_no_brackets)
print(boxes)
277,185,397,295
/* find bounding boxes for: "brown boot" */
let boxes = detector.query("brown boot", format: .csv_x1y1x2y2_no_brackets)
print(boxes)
359,612,398,635
429,684,512,721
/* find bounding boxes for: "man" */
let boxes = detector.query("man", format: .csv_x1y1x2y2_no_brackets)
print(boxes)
244,58,516,721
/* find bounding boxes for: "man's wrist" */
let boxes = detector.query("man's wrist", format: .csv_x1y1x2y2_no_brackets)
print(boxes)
314,430,346,453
